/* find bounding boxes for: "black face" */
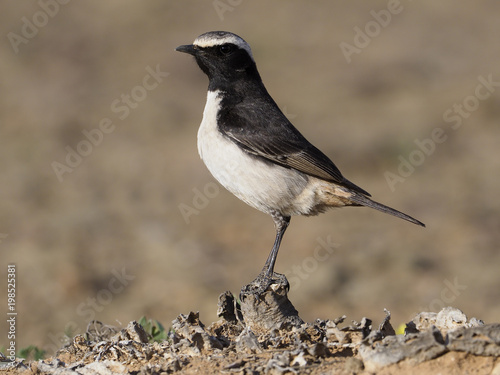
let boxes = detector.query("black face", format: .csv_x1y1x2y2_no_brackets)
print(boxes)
176,42,257,83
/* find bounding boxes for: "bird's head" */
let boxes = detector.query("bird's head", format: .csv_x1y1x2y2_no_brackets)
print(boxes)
176,31,259,86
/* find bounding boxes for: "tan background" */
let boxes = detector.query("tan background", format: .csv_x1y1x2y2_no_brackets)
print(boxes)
0,1,499,353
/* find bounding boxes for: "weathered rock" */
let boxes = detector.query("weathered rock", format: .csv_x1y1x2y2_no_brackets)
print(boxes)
12,290,500,375
406,307,484,336
36,359,126,375
85,321,119,342
112,321,149,344
359,326,447,371
360,308,498,372
378,309,396,337
447,323,500,356
235,327,262,353
239,275,304,333
77,360,127,375
216,291,240,324
171,311,224,352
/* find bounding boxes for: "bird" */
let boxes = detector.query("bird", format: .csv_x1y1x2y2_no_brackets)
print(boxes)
176,31,424,293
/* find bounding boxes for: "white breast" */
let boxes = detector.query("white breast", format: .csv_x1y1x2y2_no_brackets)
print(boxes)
197,90,314,217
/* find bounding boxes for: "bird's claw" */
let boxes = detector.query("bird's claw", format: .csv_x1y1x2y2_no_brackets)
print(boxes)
240,271,289,297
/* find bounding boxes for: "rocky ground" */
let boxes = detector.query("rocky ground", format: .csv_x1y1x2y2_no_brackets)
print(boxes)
2,279,499,375
2,1,500,356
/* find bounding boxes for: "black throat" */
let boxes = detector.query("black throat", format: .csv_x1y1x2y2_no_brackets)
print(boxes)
206,61,264,94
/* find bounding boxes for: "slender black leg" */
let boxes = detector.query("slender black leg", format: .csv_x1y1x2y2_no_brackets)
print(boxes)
262,214,290,278
241,213,291,294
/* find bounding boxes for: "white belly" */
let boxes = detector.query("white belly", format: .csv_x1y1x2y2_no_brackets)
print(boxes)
197,91,312,217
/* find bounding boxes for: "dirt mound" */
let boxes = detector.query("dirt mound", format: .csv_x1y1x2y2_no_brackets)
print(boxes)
2,279,499,374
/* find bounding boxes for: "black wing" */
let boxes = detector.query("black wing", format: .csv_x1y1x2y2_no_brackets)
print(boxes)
218,96,371,197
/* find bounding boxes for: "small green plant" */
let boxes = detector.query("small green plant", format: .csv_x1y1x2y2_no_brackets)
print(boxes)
18,345,46,361
138,316,169,343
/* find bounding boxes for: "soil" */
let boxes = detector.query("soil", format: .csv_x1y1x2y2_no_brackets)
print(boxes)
2,282,499,375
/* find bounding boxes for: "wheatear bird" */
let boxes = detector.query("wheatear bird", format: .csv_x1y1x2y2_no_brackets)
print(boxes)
176,31,424,292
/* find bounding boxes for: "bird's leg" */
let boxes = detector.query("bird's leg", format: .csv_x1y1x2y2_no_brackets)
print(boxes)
243,214,290,294
262,214,290,278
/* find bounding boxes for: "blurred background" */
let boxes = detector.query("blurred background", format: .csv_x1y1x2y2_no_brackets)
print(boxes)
1,1,499,354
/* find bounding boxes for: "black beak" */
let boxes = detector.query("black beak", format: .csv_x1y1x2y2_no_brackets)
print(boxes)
175,44,197,56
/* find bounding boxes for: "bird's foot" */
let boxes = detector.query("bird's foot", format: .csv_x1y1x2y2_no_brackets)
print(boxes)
240,271,289,296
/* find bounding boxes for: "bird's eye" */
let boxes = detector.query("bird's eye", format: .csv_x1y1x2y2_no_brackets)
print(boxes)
219,45,233,55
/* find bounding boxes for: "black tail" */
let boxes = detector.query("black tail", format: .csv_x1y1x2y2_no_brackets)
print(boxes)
349,193,425,227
